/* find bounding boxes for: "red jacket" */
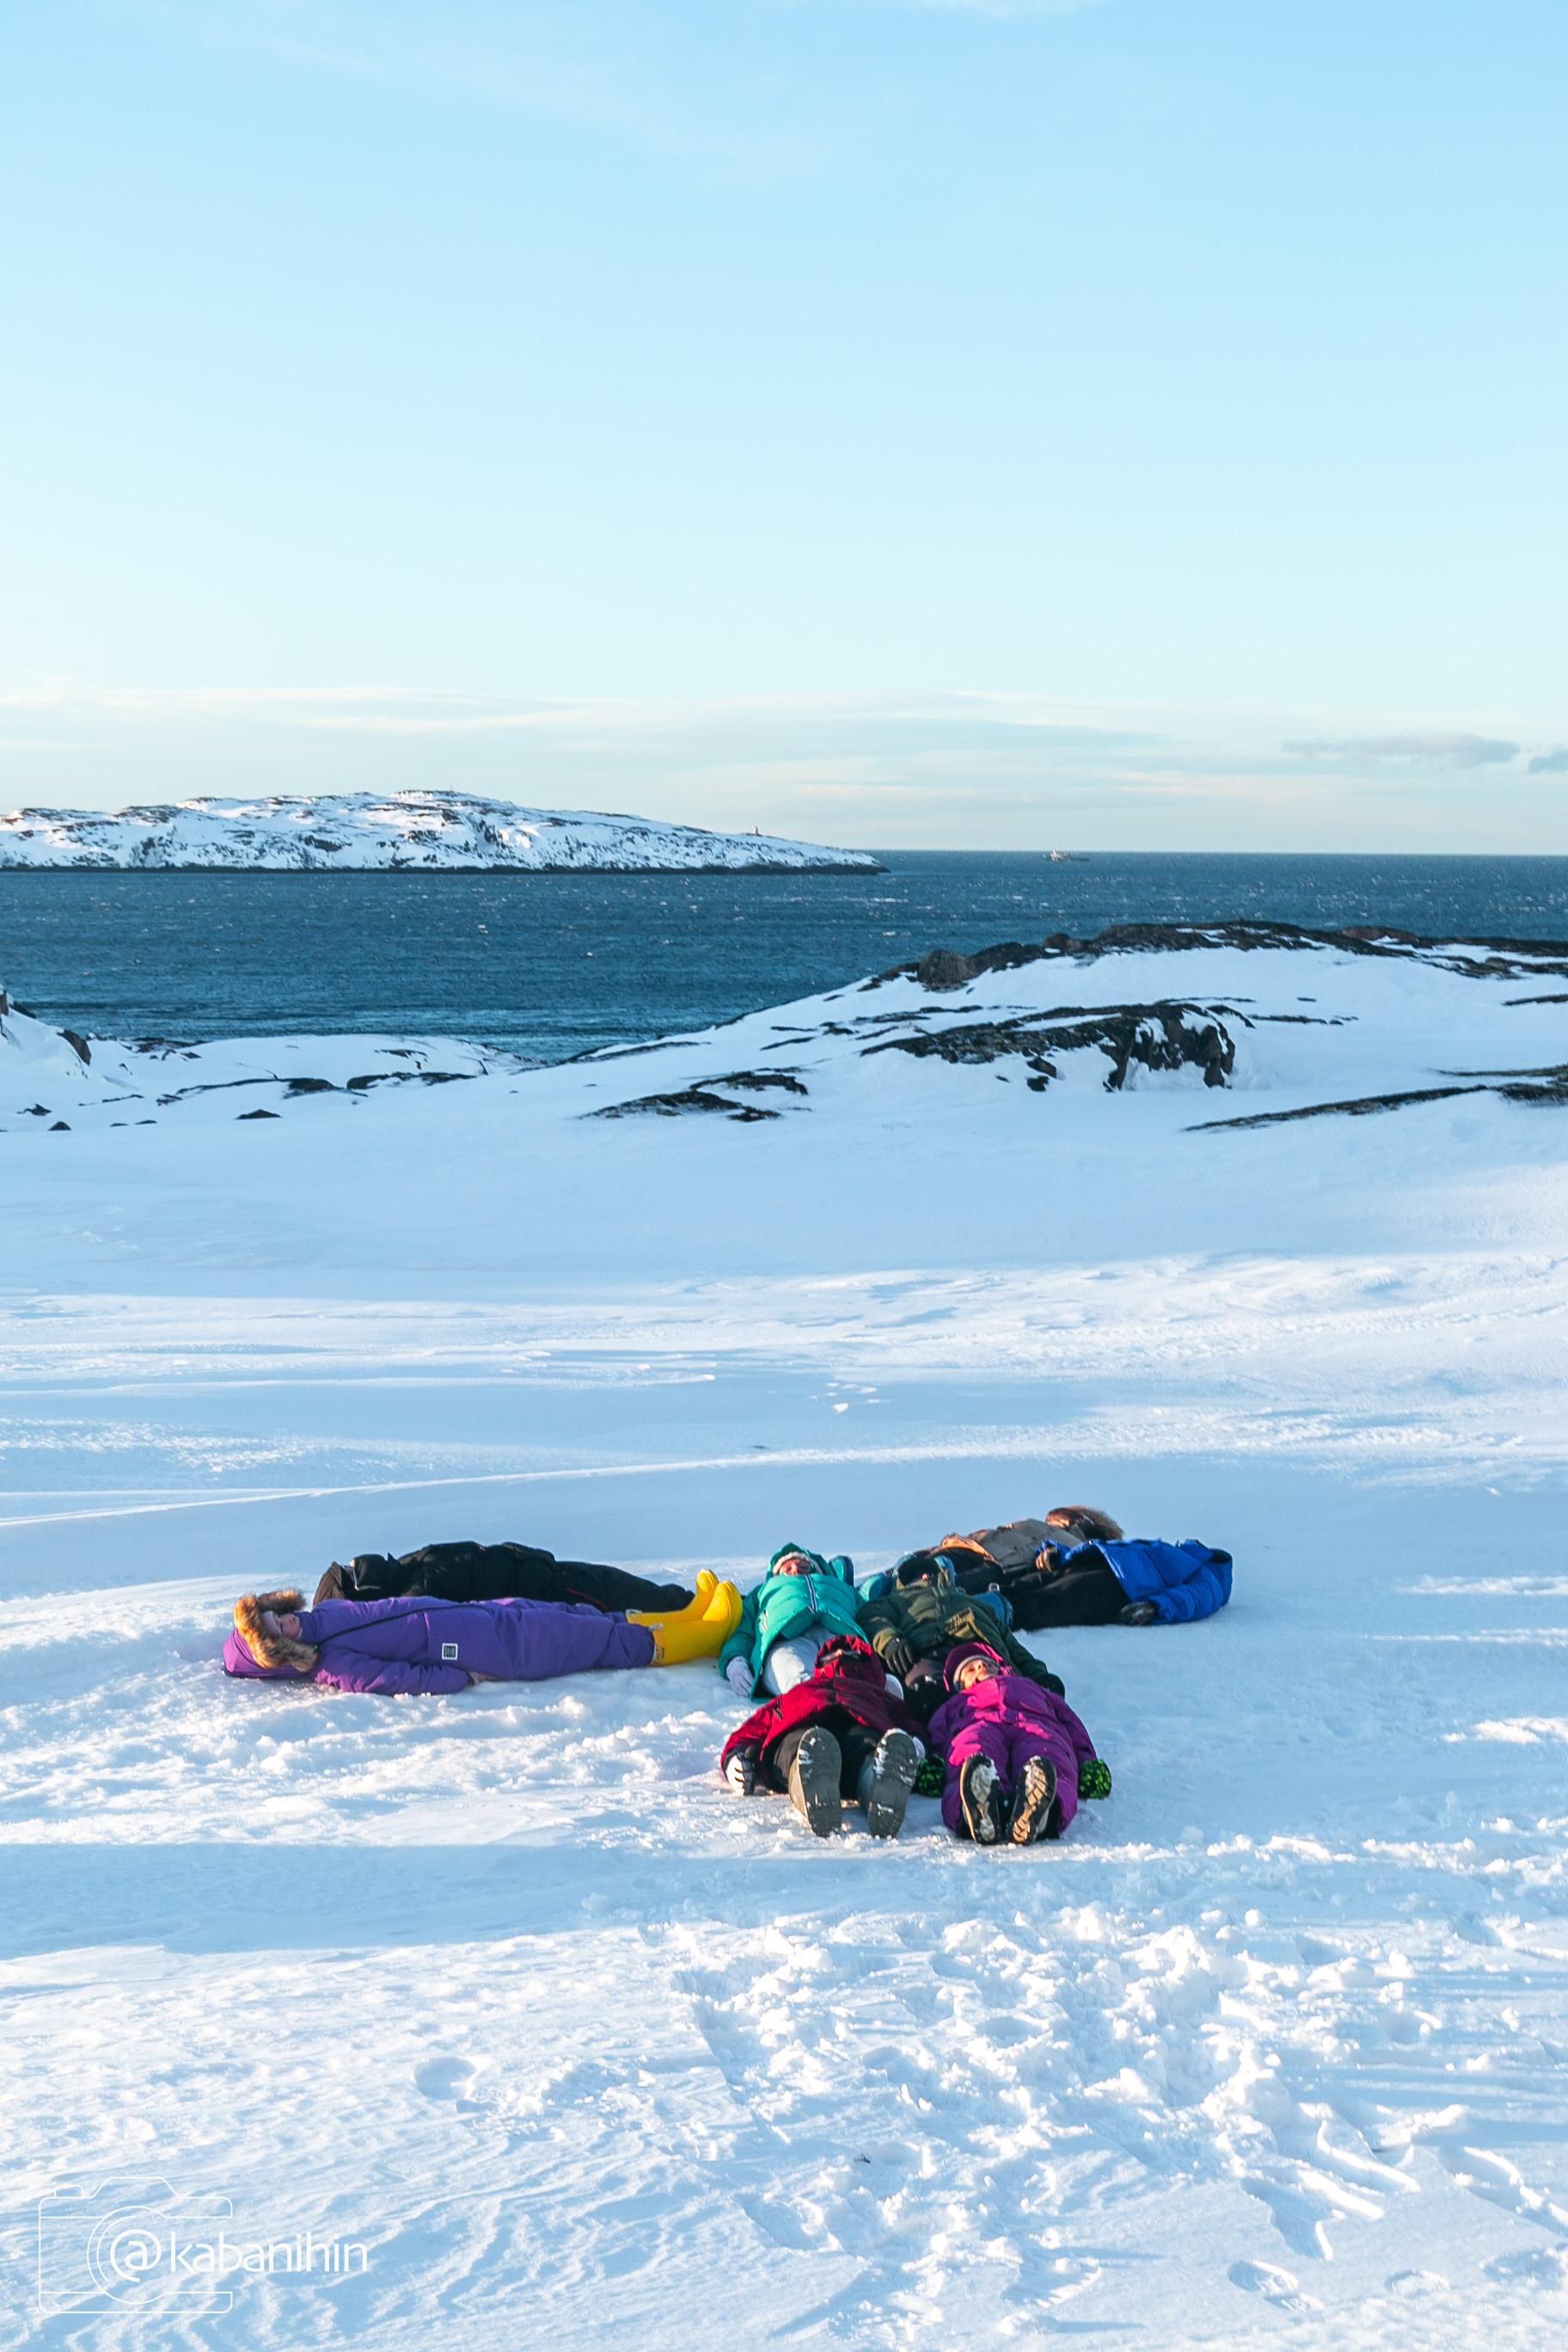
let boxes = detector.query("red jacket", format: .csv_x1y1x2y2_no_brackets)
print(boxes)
720,1636,925,1771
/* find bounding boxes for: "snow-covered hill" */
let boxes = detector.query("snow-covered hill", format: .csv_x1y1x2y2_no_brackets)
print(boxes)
0,789,882,872
4,924,1568,2349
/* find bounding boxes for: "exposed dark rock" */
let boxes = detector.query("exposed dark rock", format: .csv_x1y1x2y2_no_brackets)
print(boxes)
239,1109,281,1119
26,1104,51,1116
591,1069,805,1122
1192,1086,1486,1130
595,1087,781,1122
49,1120,70,1130
286,1077,336,1095
62,1029,91,1064
865,1004,1238,1092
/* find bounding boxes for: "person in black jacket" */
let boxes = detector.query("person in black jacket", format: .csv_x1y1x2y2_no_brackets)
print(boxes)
855,1556,1065,1719
311,1537,693,1616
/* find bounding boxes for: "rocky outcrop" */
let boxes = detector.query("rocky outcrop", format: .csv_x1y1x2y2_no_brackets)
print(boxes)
866,1005,1238,1091
592,1069,808,1121
886,922,1568,994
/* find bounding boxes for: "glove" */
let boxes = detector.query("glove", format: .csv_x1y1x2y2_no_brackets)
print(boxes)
881,1637,917,1681
726,1748,758,1795
913,1755,946,1798
1118,1601,1158,1627
726,1657,755,1696
1078,1757,1112,1800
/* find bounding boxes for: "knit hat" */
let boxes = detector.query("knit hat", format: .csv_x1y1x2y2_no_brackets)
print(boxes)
228,1590,318,1676
943,1640,1005,1691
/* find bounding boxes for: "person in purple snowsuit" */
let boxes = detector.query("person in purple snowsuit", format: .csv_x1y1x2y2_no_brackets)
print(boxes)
223,1587,655,1694
927,1640,1104,1847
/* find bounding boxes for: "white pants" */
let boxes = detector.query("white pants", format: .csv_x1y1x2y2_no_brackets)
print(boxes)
762,1634,825,1695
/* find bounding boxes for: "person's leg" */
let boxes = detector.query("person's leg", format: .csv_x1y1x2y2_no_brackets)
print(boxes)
1001,1550,1124,1631
396,1541,695,1614
763,1634,824,1695
766,1724,807,1794
837,1724,880,1796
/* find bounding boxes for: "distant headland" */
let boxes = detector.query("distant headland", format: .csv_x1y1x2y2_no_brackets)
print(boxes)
0,791,885,874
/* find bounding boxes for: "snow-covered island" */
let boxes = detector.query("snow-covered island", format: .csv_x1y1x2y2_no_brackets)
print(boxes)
0,788,884,873
6,922,1568,2343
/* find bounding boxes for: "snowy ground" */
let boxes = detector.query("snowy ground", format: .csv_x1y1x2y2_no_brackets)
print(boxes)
3,932,1567,2349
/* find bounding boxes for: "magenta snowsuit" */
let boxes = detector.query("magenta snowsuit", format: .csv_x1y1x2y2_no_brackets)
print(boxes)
928,1672,1099,1835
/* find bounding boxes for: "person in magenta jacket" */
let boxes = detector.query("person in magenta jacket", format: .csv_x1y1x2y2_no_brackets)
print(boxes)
927,1641,1108,1847
223,1587,654,1694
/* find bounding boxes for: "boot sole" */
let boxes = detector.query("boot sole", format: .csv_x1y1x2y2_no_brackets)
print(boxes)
959,1758,1002,1844
864,1730,919,1838
1008,1757,1058,1845
789,1730,842,1837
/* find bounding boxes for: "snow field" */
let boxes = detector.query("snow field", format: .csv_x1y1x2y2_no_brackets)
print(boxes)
3,935,1568,2345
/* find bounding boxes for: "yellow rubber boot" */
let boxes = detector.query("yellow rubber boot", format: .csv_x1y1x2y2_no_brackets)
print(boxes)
628,1578,742,1665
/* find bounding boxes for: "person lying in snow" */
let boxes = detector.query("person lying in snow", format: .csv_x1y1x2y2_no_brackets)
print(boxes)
1029,1535,1234,1626
883,1508,1124,1632
893,1513,1232,1629
223,1580,737,1694
718,1542,864,1700
854,1553,1066,1720
927,1641,1110,1847
720,1635,927,1838
311,1536,695,1616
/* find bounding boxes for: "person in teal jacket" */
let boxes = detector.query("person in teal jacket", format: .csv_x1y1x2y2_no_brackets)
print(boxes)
720,1542,865,1700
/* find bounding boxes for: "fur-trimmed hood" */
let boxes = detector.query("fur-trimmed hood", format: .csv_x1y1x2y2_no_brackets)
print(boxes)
224,1590,320,1679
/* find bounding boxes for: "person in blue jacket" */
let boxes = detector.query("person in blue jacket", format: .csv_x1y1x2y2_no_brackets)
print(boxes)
1037,1535,1233,1626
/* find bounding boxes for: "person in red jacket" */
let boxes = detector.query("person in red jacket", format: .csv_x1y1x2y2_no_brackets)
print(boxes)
720,1635,927,1838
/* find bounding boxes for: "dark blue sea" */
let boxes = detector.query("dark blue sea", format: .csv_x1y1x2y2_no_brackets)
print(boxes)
4,854,1568,1063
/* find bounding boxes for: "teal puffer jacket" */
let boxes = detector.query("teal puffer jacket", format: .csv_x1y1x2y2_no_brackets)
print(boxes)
718,1541,861,1696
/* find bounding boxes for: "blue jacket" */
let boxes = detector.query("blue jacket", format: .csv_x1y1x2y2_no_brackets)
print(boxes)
1072,1538,1233,1625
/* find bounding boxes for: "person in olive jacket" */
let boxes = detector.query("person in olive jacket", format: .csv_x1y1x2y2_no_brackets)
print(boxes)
855,1554,1065,1717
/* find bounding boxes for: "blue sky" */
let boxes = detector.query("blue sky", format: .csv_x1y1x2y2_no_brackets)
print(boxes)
2,1,1564,846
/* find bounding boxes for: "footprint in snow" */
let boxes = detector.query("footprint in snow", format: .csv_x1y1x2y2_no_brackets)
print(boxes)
1227,2260,1320,2312
1386,2270,1449,2297
1483,2248,1568,2288
415,2056,478,2100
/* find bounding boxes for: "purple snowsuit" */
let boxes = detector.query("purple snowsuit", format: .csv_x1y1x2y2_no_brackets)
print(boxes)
223,1596,655,1694
928,1672,1099,1836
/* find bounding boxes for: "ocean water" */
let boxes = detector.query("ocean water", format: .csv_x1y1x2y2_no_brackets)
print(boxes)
4,852,1567,1063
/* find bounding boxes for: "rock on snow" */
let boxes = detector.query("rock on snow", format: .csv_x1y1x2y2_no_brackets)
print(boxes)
3,926,1568,2349
0,789,883,873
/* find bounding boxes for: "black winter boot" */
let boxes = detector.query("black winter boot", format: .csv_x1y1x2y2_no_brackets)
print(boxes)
788,1728,843,1837
857,1730,920,1839
1007,1755,1059,1845
959,1756,1005,1845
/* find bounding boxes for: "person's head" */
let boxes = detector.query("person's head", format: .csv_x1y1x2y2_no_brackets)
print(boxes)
230,1589,317,1674
895,1551,953,1589
773,1553,812,1578
944,1640,1004,1694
